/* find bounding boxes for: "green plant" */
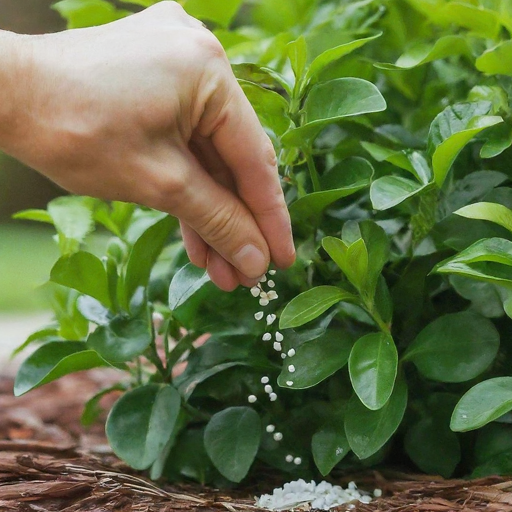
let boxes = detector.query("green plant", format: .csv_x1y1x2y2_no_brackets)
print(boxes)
14,0,512,484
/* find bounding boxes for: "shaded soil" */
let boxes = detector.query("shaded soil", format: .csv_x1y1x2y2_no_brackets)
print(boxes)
2,371,512,511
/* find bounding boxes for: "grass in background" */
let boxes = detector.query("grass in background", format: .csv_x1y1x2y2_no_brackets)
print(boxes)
0,224,59,311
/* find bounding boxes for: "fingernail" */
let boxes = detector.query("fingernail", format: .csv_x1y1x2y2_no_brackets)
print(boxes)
233,244,267,278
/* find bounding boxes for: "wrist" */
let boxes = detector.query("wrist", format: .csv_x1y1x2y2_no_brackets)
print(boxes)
0,30,35,157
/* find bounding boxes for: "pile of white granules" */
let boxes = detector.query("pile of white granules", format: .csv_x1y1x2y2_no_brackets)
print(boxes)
255,479,382,511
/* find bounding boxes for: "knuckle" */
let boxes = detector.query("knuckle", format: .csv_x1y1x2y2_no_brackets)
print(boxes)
198,202,242,246
194,31,226,60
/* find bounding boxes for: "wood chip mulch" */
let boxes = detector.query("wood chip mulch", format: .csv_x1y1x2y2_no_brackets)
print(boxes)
1,371,512,512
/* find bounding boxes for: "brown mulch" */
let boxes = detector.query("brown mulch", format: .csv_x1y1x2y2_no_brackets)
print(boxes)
1,372,512,511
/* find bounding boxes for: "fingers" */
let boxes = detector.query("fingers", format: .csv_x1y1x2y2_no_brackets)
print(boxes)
199,75,296,271
153,147,270,280
206,248,239,291
180,221,207,268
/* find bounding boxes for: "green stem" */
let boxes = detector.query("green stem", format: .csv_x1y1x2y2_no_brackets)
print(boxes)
305,149,321,192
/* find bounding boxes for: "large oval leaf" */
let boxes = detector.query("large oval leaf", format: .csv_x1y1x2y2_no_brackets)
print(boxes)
204,406,261,483
277,330,353,389
349,332,398,410
106,384,181,470
169,263,211,311
404,312,499,383
14,341,111,396
87,316,152,362
455,203,512,234
476,40,512,76
282,78,386,145
370,176,425,211
312,413,350,476
279,286,356,329
51,251,111,308
451,377,512,432
345,376,408,459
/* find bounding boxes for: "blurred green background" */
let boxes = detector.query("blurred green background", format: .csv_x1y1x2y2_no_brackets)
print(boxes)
1,1,65,311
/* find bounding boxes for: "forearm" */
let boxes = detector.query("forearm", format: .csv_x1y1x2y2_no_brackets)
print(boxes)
0,30,33,157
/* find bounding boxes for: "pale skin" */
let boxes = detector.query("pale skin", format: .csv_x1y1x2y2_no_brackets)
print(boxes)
0,1,295,291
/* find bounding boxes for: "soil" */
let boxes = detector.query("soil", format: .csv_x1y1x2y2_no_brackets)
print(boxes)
1,370,512,512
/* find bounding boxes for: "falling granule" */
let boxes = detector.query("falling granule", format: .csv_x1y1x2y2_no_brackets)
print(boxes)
275,332,284,342
281,353,286,359
286,381,294,386
273,432,283,441
255,479,377,511
288,365,296,373
254,311,264,321
273,341,282,351
268,269,277,275
264,384,273,394
268,291,278,300
285,454,294,463
260,275,267,283
260,298,270,307
261,376,270,384
266,424,276,433
263,333,272,341
267,314,277,325
269,392,278,401
293,457,302,465
248,395,257,403
287,348,296,357
250,286,261,297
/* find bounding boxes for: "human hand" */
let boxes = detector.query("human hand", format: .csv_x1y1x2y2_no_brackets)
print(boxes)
0,1,295,291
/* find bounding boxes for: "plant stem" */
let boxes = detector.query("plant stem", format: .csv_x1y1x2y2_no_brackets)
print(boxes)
305,149,321,192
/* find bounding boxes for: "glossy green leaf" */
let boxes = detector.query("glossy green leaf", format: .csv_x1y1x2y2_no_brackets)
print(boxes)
349,333,398,411
279,286,356,329
370,176,425,211
476,40,512,76
405,417,461,478
480,124,512,159
81,384,125,427
288,35,308,80
169,263,211,311
240,81,291,136
52,0,129,29
278,330,353,389
427,102,503,187
14,341,111,396
455,202,512,234
375,35,471,70
77,295,112,326
312,414,350,476
451,377,512,432
204,407,261,483
439,2,500,38
305,32,382,85
183,0,243,27
50,251,111,308
404,312,499,383
106,384,181,470
290,157,373,225
87,316,152,362
282,78,386,145
345,377,407,459
11,326,60,358
124,215,174,306
12,209,53,224
436,238,512,269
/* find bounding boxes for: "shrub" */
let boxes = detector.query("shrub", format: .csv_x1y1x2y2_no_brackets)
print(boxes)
14,0,512,484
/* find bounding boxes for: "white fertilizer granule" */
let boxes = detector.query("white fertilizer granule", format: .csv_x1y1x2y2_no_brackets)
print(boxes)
255,479,377,511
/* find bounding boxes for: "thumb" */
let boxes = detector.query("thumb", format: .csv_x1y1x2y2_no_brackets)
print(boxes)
158,149,270,279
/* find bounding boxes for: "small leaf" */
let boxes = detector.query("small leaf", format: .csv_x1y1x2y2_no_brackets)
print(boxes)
451,377,512,432
87,316,152,362
278,330,353,389
282,78,386,146
169,263,211,311
476,40,512,76
370,176,426,211
279,286,356,329
77,295,112,326
345,376,408,459
312,414,350,476
349,333,398,411
14,341,111,396
106,384,181,470
124,215,174,306
404,312,500,383
240,81,291,137
204,406,261,483
427,102,503,187
305,32,382,85
375,35,471,70
481,124,512,159
12,209,53,224
11,326,60,358
50,251,111,308
290,157,373,226
455,202,512,234
288,35,308,80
